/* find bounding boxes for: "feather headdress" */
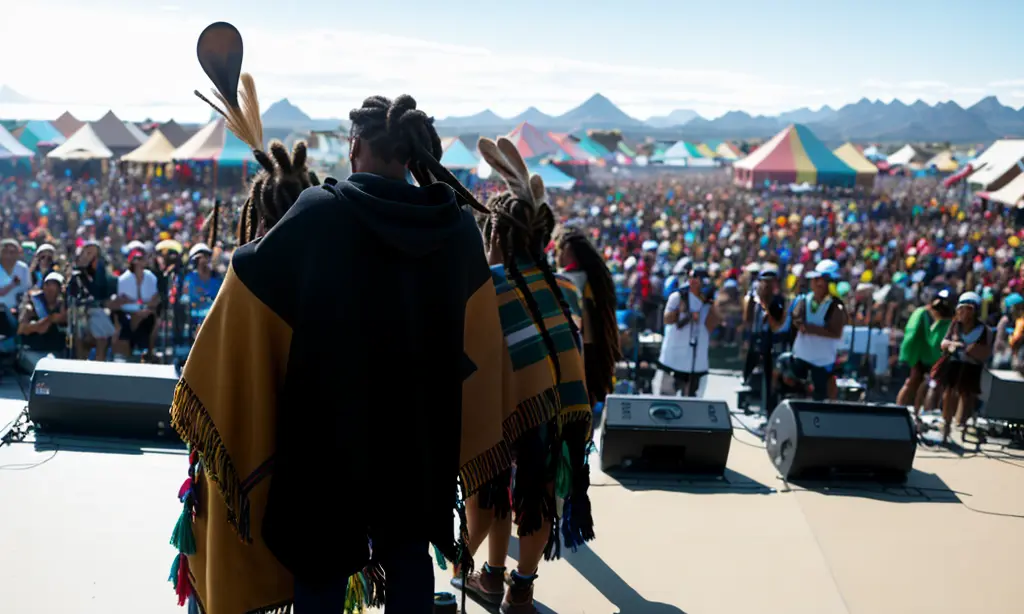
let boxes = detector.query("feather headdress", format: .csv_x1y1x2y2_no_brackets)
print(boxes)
192,22,264,152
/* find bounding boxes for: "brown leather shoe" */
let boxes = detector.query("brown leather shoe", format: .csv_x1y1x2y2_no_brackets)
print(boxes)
451,564,505,604
500,580,537,614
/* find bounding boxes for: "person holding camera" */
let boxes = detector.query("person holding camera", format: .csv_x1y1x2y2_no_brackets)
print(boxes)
0,239,31,341
658,266,721,397
743,267,787,413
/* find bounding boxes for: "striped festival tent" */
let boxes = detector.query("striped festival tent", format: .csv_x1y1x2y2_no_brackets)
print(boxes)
733,124,856,188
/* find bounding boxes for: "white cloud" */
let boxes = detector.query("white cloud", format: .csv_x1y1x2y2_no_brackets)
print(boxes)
0,5,1008,123
990,79,1024,88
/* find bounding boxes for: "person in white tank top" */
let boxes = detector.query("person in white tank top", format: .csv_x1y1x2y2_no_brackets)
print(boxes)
791,262,847,400
658,266,722,397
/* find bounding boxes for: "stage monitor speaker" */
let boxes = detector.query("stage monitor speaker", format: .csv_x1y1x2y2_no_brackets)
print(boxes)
29,357,180,440
765,400,916,482
981,369,1024,423
600,394,732,475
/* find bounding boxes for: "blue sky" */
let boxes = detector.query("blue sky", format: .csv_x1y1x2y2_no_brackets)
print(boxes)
1,0,1022,122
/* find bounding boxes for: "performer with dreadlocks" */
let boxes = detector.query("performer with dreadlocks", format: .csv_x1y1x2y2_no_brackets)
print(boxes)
169,23,510,614
554,226,622,407
452,137,593,614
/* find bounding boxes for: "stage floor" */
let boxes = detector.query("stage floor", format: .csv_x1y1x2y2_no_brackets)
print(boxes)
0,373,1022,614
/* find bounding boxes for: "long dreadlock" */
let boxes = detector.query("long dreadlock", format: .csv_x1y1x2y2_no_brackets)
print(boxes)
556,226,622,404
349,94,488,214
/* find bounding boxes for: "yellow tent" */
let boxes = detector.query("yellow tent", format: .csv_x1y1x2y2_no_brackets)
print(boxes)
696,143,717,158
121,129,177,164
832,143,878,190
925,151,959,173
716,142,740,160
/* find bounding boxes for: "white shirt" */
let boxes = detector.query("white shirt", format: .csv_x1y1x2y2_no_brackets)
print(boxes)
658,290,711,373
0,261,30,310
117,269,159,305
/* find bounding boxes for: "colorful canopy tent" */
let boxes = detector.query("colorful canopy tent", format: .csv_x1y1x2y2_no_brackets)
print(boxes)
659,141,703,165
439,136,478,170
53,111,84,138
733,124,856,189
528,163,576,190
46,124,114,160
156,120,192,148
0,125,34,159
121,129,178,164
886,144,928,167
547,133,594,165
984,172,1024,207
505,122,561,161
617,141,637,157
15,120,65,152
862,145,886,162
925,151,958,173
571,133,612,159
696,143,717,158
832,143,878,190
706,140,741,160
91,111,143,157
171,118,254,166
123,121,148,144
967,139,1024,190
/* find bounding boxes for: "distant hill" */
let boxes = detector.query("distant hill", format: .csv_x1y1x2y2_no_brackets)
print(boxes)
0,86,32,104
777,105,835,124
510,106,555,126
554,93,645,130
646,109,700,128
262,98,311,127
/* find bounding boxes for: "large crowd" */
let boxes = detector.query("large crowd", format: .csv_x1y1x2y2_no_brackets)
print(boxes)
3,167,1024,366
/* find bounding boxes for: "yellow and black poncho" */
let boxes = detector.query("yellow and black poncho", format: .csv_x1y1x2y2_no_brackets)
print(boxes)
168,175,512,613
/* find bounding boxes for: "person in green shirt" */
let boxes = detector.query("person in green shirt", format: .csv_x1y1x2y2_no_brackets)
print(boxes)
897,288,954,421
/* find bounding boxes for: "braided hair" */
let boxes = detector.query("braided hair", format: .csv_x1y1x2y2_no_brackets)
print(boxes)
195,66,319,245
483,193,580,385
236,142,320,244
556,227,622,403
348,95,488,214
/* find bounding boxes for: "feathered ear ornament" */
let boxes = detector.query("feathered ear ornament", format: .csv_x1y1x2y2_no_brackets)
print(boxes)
193,22,264,152
477,136,537,208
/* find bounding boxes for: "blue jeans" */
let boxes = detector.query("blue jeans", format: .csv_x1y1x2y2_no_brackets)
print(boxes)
293,538,433,614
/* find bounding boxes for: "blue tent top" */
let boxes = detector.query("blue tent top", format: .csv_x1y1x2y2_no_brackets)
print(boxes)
20,120,65,151
527,163,576,190
440,138,478,170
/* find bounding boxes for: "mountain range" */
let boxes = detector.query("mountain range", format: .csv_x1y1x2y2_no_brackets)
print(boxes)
433,94,1024,143
4,83,1023,143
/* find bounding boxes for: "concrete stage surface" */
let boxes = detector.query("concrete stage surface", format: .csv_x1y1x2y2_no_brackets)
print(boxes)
1,373,1022,614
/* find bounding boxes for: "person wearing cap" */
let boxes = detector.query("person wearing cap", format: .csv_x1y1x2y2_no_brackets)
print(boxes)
113,247,161,360
897,287,954,420
658,265,722,396
791,260,848,401
992,293,1023,369
0,239,31,341
29,244,59,290
17,272,67,366
742,266,787,412
931,292,991,443
184,243,223,309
